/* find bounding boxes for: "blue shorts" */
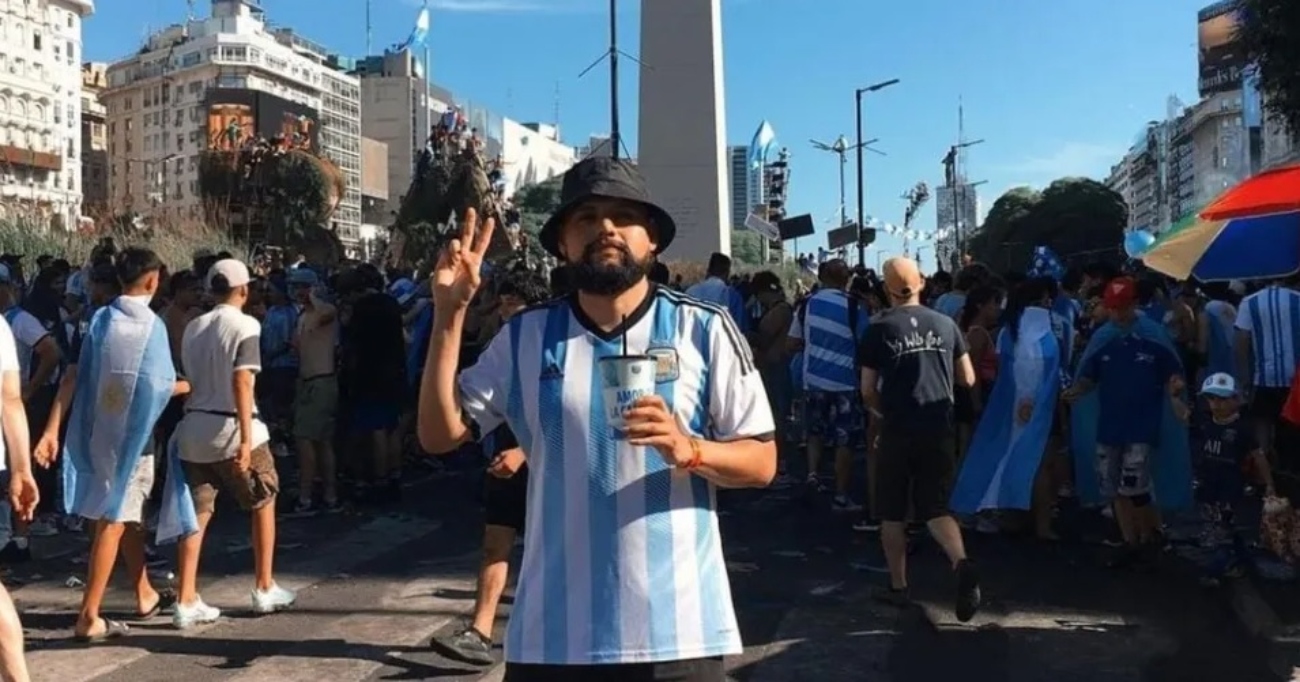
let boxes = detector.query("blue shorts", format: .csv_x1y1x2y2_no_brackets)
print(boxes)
352,402,400,433
803,390,864,449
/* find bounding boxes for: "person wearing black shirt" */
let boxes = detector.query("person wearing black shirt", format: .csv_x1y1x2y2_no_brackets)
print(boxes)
858,257,981,622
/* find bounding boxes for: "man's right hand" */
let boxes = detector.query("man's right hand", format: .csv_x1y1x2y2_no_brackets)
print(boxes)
431,208,496,312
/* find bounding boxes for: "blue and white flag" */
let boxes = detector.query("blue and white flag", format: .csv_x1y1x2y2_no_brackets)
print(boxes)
1027,245,1066,281
749,121,777,170
61,297,196,541
396,2,431,52
951,307,1061,514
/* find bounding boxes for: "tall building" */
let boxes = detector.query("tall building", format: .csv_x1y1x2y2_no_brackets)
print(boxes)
102,0,363,245
638,0,730,258
577,134,614,159
501,121,575,196
81,61,109,215
0,0,95,229
726,145,759,231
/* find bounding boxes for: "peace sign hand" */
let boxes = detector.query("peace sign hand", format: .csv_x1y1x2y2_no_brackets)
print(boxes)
432,208,496,311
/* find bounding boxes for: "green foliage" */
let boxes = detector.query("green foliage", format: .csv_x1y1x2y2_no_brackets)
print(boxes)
730,230,765,266
198,150,343,244
968,178,1127,272
514,177,563,216
0,217,242,269
1235,0,1300,138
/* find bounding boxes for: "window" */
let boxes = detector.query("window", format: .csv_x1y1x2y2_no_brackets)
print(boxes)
32,32,39,51
176,134,184,151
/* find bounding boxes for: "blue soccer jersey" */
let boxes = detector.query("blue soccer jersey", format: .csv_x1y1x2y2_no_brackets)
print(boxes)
458,285,775,665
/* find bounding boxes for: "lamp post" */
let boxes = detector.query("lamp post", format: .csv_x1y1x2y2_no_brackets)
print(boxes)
855,78,899,264
945,139,984,264
812,135,880,234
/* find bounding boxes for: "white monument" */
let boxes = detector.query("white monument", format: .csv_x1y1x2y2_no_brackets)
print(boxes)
637,0,730,258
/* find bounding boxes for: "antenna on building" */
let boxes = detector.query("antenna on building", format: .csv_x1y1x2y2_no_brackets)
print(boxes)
956,95,965,182
186,0,195,21
553,81,561,128
365,0,372,56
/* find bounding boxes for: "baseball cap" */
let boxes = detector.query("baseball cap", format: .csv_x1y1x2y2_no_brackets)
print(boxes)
882,257,923,299
287,267,319,286
1200,372,1237,398
1102,276,1137,308
206,259,251,292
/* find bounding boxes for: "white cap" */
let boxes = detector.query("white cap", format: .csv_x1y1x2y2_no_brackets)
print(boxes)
1200,372,1237,398
206,259,251,291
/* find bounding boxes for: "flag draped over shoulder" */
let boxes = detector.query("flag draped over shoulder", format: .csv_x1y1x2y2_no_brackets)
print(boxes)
1069,316,1192,510
951,307,1061,514
61,297,197,541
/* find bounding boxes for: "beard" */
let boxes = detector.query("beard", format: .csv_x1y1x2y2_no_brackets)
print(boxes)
572,240,654,296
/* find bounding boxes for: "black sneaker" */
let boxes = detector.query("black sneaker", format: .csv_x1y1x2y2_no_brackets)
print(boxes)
875,586,911,607
0,541,30,564
954,559,981,623
430,626,495,665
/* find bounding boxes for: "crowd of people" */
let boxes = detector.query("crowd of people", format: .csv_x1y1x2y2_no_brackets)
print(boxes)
0,152,1285,681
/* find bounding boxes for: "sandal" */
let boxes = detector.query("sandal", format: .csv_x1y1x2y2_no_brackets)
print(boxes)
134,590,177,620
75,618,130,643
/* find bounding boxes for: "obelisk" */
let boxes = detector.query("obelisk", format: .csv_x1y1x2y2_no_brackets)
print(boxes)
637,0,730,258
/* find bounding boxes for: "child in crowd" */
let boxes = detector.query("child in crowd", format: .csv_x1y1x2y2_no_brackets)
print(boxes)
1172,372,1275,585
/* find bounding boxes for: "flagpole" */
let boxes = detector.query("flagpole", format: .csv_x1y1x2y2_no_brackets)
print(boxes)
608,0,619,159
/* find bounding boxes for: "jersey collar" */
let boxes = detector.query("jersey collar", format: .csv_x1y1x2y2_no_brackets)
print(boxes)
567,283,657,342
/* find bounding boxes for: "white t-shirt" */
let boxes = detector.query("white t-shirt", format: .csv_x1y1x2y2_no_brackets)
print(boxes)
6,307,55,389
175,304,269,463
0,317,20,470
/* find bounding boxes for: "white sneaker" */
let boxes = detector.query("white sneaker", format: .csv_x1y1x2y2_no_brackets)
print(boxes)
172,597,221,629
251,583,296,614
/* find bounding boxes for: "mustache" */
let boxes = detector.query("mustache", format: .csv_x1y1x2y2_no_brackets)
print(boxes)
583,239,632,260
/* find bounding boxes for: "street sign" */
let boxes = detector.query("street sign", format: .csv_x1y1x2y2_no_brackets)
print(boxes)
744,212,780,241
859,227,877,246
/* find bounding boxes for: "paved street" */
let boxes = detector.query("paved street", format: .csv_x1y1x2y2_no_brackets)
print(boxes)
7,469,1297,681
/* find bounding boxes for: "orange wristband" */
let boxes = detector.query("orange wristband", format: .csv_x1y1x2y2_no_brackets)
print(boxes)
679,437,703,470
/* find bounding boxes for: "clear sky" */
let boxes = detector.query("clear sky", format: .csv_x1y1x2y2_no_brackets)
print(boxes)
86,0,1214,267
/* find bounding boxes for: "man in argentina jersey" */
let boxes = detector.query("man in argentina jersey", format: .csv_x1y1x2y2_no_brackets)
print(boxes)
418,157,777,682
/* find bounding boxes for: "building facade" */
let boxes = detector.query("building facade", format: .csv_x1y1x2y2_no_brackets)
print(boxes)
500,120,575,197
101,0,363,244
80,60,108,214
0,0,94,229
726,145,759,231
638,0,730,258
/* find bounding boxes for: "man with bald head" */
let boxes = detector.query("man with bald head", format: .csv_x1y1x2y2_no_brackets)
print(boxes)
857,257,982,622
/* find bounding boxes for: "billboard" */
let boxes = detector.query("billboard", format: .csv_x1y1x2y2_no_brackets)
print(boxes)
1198,1,1247,97
204,89,320,153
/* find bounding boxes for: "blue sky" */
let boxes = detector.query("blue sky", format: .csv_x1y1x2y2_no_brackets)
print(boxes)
87,0,1213,265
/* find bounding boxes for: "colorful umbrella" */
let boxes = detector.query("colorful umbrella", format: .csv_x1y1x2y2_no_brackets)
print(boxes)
1140,165,1300,281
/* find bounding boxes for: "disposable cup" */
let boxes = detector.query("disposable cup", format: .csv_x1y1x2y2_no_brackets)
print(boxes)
598,354,656,435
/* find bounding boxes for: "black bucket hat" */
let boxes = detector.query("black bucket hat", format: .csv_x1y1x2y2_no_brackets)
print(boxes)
539,157,677,259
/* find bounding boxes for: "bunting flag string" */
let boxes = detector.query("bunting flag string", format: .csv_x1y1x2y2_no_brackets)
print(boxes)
861,215,954,243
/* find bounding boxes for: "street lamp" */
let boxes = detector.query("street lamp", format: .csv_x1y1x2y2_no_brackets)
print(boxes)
945,139,984,263
812,135,883,258
855,78,899,264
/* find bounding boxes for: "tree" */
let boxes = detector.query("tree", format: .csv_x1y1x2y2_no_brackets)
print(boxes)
1235,0,1300,137
730,229,764,266
968,178,1126,272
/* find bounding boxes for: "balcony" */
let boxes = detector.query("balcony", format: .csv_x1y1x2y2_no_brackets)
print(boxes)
0,145,63,172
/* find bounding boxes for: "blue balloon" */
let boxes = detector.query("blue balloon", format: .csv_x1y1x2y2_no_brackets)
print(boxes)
1124,230,1156,259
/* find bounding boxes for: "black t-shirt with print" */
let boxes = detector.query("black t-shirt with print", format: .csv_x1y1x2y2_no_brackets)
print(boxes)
857,305,968,428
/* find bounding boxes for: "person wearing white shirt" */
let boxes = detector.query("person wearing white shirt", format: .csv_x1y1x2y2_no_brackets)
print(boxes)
0,314,38,681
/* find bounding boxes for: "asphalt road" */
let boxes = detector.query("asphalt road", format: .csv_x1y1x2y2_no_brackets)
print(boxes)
7,469,1295,681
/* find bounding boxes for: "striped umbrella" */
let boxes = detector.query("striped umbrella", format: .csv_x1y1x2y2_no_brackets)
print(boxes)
1140,165,1300,281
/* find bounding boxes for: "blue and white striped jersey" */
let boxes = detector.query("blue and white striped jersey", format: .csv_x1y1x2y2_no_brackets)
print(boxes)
799,289,868,392
1235,285,1300,388
458,285,775,665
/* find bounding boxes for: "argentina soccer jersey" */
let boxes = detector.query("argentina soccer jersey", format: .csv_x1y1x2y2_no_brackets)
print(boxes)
418,158,777,681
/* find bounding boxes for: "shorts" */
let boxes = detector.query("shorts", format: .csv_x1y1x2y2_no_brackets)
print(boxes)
293,374,339,441
483,463,528,532
1096,443,1152,499
351,401,401,433
803,390,864,449
181,444,280,515
257,367,298,425
83,455,156,525
875,422,957,523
